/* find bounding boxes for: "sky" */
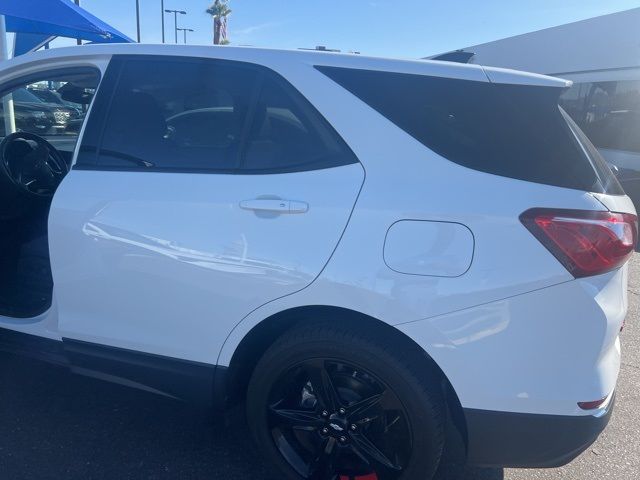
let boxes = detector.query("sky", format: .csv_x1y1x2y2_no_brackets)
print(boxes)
47,0,640,58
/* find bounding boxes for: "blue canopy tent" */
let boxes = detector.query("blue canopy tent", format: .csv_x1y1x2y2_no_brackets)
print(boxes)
0,0,133,134
13,32,56,57
0,0,133,57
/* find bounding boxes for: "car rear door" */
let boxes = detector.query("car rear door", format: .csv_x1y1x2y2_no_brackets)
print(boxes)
49,55,364,363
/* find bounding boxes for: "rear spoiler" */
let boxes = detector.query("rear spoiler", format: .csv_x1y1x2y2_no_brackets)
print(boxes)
426,50,571,88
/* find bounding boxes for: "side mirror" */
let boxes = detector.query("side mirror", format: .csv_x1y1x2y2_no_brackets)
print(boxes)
57,83,94,105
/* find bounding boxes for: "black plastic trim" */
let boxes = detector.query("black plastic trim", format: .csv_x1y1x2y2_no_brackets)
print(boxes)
0,327,68,367
0,328,221,406
63,338,216,405
71,157,356,176
73,56,124,168
430,50,475,64
212,365,229,410
464,399,615,468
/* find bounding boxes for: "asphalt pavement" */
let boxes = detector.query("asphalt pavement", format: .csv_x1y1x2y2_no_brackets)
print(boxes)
1,257,639,479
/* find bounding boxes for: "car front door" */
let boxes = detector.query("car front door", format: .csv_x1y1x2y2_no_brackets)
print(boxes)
49,55,364,363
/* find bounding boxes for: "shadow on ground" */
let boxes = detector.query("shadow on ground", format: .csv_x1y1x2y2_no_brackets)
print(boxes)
0,353,503,479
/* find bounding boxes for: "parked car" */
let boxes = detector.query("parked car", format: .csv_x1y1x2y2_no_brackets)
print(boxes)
27,85,78,111
0,87,80,136
27,85,87,133
0,88,56,134
0,44,635,480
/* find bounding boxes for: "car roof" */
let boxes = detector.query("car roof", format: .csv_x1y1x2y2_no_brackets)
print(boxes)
0,43,571,89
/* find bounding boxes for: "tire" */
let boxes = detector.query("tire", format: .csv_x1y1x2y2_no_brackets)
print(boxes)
246,323,445,480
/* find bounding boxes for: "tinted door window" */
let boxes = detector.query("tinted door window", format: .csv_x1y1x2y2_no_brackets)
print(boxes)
560,80,640,154
93,57,259,172
79,56,358,174
242,75,357,172
317,66,622,194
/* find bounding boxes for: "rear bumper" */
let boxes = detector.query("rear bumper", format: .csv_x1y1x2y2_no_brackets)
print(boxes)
464,394,615,468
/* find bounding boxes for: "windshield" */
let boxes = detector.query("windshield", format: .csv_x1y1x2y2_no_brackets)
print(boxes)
10,88,45,103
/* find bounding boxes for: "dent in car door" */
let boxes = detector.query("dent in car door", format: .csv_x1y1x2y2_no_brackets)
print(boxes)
48,55,364,363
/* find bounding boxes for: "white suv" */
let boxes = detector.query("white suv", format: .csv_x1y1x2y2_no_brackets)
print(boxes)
0,44,635,480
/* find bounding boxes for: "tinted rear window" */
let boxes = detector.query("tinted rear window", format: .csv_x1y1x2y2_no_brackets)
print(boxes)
317,66,623,194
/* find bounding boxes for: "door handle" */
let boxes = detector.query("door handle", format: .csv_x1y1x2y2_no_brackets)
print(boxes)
240,199,309,214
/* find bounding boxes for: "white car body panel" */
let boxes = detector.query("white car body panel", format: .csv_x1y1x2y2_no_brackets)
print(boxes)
398,266,627,416
0,44,633,424
592,191,637,214
49,165,363,360
480,66,571,88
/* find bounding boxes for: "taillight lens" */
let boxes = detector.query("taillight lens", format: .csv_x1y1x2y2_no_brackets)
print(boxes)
520,208,637,278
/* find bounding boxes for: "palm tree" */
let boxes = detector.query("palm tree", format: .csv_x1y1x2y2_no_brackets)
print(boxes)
206,0,232,45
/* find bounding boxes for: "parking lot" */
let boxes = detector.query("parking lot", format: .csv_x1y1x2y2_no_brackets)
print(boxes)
1,256,639,480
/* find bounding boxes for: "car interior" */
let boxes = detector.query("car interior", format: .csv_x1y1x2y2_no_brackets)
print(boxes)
0,69,99,318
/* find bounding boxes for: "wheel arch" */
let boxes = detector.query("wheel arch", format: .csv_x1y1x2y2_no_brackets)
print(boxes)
222,305,468,459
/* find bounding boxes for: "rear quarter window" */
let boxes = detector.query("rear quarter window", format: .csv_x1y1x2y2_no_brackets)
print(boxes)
316,66,623,194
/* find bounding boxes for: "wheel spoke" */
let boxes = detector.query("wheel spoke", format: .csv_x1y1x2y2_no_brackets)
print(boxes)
347,392,384,419
269,405,323,431
351,432,401,471
309,437,339,480
305,360,342,411
24,177,39,192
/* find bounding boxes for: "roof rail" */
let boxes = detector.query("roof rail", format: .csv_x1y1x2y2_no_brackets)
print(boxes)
429,50,475,64
299,45,341,52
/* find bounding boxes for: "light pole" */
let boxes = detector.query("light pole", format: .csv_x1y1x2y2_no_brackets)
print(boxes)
135,0,141,42
160,0,165,43
164,9,186,44
177,28,194,44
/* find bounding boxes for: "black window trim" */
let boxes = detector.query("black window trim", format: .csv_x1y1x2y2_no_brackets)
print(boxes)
74,54,359,175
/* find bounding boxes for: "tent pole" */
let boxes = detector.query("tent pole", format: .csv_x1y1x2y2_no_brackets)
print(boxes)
75,1,82,45
0,15,17,135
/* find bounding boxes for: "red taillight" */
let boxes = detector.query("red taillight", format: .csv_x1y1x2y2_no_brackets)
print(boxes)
520,208,637,278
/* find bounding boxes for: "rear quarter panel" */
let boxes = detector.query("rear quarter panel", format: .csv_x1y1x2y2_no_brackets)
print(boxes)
219,63,610,370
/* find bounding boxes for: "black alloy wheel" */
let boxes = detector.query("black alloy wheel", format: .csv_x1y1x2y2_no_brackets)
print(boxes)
268,358,411,480
247,324,445,480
